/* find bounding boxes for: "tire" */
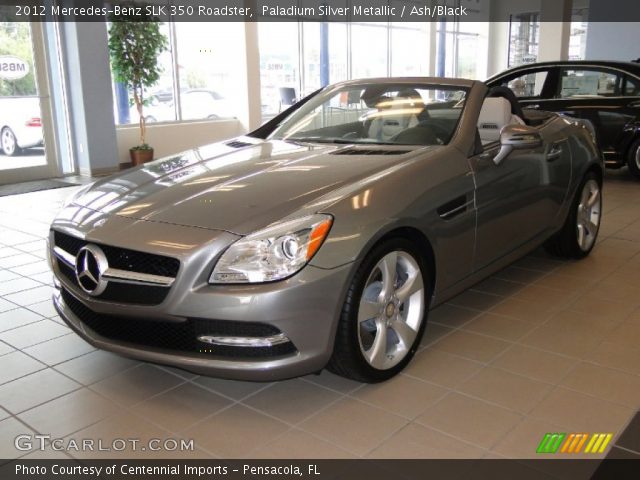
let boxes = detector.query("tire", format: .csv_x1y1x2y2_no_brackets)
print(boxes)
1,127,20,157
544,171,602,259
627,138,640,180
327,238,429,382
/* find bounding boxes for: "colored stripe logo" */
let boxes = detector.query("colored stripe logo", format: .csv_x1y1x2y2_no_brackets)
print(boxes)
536,433,613,454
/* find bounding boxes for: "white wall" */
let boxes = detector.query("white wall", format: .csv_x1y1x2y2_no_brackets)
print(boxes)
486,21,510,77
585,22,640,61
585,0,640,61
115,119,245,165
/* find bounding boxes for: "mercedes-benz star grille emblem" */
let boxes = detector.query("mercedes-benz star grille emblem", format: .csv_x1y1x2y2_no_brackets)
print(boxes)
74,245,109,296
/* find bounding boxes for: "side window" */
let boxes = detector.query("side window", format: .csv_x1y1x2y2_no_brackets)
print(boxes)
504,71,549,98
623,76,640,96
559,69,621,98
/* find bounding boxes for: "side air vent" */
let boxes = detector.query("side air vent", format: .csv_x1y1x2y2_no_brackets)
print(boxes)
226,140,254,148
332,148,412,156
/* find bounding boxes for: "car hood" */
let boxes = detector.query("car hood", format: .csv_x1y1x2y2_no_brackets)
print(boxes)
73,139,434,235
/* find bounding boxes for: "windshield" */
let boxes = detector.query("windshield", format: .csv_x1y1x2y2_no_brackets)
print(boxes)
269,83,468,146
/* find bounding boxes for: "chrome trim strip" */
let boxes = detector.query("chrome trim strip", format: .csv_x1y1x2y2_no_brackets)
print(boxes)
197,333,290,348
439,200,474,220
53,246,175,287
102,268,175,287
53,246,75,268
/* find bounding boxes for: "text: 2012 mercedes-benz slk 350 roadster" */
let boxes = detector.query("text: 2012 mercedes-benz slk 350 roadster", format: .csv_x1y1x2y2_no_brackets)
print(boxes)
49,78,603,382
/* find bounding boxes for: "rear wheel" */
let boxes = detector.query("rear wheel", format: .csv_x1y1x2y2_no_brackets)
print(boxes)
1,127,20,157
328,238,429,382
627,138,640,180
544,171,602,259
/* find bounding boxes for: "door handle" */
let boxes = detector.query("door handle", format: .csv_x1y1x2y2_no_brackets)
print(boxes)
547,144,563,161
629,100,640,108
525,104,540,109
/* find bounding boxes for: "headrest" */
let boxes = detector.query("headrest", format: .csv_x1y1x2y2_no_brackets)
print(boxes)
478,97,512,132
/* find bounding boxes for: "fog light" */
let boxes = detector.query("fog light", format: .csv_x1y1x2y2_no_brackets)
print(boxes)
197,333,290,348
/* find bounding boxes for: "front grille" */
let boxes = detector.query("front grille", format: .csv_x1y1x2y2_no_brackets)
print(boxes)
57,260,170,305
61,288,296,359
53,230,180,277
52,230,179,306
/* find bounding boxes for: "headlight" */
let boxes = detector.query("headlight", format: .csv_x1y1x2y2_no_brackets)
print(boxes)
210,214,333,284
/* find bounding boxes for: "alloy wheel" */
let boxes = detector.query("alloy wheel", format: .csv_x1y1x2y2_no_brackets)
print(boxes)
357,250,425,370
576,178,601,252
1,128,17,156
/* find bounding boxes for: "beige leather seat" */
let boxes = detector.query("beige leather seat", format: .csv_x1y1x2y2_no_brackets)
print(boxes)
367,96,420,142
477,97,525,144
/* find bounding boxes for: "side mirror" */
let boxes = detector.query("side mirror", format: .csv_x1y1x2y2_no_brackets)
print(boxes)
493,124,543,165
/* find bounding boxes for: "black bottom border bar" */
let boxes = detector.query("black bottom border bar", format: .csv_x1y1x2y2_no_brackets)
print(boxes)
1,459,639,480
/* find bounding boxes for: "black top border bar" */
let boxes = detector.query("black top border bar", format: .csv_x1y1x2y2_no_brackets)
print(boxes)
1,0,640,22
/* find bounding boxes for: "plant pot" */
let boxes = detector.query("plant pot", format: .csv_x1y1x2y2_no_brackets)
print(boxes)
130,148,154,166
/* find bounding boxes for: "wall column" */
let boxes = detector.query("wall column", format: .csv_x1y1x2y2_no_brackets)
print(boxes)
232,20,262,133
58,21,119,176
538,0,573,62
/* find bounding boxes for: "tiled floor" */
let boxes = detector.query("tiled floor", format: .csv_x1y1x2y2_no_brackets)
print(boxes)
0,171,639,460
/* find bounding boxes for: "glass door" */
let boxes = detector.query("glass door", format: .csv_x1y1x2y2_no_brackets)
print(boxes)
0,19,58,184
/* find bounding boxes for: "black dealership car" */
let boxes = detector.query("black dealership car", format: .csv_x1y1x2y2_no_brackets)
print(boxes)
487,60,640,179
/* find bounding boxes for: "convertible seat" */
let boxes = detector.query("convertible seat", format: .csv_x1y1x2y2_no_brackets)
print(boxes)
367,93,420,142
477,97,525,144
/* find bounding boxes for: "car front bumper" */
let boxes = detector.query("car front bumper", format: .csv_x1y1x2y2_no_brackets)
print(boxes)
52,259,353,381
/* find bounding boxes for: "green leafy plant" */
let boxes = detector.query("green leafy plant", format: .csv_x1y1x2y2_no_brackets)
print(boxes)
107,8,167,149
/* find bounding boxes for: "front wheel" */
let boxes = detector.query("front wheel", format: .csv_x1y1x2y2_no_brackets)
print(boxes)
328,238,429,382
627,138,640,180
544,171,602,259
1,127,20,157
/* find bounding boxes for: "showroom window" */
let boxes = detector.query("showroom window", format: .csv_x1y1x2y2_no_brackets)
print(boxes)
391,23,429,76
328,23,348,85
350,23,389,79
174,22,244,121
109,20,243,126
258,16,433,122
508,13,540,67
436,20,487,79
569,8,589,61
258,22,300,118
509,8,589,66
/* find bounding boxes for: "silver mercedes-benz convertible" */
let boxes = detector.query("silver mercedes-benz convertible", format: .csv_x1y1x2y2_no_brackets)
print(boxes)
49,78,603,382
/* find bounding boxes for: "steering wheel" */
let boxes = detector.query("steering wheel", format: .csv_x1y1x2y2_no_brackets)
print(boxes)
395,122,450,145
427,123,452,144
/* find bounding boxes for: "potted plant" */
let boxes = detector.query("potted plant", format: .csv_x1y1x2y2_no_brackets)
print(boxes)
107,9,168,165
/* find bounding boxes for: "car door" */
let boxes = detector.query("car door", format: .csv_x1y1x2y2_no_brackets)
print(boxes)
470,131,552,272
549,67,638,163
